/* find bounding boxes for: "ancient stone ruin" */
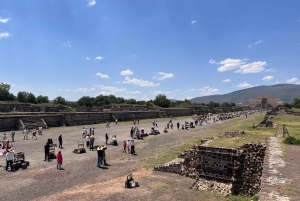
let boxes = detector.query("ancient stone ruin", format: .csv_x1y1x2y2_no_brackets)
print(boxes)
242,95,284,110
154,143,266,196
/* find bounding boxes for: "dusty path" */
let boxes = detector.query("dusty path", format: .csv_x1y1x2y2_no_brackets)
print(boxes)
0,117,226,201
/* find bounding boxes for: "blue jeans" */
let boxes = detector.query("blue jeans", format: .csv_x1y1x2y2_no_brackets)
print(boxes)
97,156,102,167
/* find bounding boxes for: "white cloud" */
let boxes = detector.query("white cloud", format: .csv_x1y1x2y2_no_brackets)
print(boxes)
187,88,197,92
186,97,194,100
286,77,298,83
191,20,197,24
199,86,219,95
262,75,274,81
0,32,12,39
209,59,218,64
74,87,95,92
86,57,90,60
217,58,248,72
141,95,149,101
248,40,263,48
95,85,126,94
123,76,155,87
265,68,276,73
62,41,71,47
274,81,282,84
236,82,253,88
235,61,266,74
95,56,104,60
97,91,111,96
96,73,109,79
151,91,172,95
87,0,96,6
58,89,63,91
0,17,10,23
120,69,133,76
153,72,174,80
65,89,71,92
126,91,141,95
175,89,181,92
222,79,231,83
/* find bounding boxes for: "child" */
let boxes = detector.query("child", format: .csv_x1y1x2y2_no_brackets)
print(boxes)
123,140,127,153
56,150,63,170
127,140,131,154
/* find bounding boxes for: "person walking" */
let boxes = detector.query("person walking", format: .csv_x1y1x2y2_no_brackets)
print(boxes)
32,129,37,140
89,135,95,151
3,133,6,141
105,133,109,144
44,143,50,161
97,146,104,168
58,133,63,148
10,130,15,142
56,150,63,170
5,148,15,171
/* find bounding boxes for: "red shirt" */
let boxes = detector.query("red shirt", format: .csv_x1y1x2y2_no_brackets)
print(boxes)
57,153,63,163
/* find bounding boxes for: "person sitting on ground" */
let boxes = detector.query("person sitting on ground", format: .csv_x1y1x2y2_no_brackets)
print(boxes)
164,127,168,133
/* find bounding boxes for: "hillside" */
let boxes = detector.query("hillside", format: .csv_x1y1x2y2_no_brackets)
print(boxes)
190,84,300,104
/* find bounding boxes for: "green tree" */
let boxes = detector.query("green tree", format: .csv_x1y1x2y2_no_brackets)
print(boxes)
153,94,171,108
36,95,49,104
126,98,137,104
77,96,93,107
0,82,10,101
26,93,37,103
17,91,29,102
292,98,300,108
53,96,66,105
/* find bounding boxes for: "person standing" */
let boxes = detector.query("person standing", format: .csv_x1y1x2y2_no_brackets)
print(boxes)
177,122,180,130
115,118,118,125
5,148,15,171
58,133,63,148
123,140,127,153
105,133,109,144
89,135,95,151
137,119,139,125
91,128,95,136
56,150,63,170
10,130,15,142
97,146,104,168
32,129,37,140
130,140,135,154
44,143,50,161
127,140,131,154
23,128,28,140
102,146,108,166
86,135,90,148
3,133,6,141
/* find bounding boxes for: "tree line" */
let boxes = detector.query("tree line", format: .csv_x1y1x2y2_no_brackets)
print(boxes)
0,82,238,108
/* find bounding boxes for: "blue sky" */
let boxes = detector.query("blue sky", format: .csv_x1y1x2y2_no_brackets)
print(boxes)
1,0,300,101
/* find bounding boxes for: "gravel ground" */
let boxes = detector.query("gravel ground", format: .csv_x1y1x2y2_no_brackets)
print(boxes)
0,118,226,201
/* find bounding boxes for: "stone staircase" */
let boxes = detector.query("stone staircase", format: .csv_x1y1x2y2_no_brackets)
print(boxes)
19,117,47,129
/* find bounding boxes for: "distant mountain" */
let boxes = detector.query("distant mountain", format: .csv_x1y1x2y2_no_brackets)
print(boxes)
189,84,300,104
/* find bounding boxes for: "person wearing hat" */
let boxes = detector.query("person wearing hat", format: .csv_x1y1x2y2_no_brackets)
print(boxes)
105,132,109,144
97,146,104,168
5,148,15,171
58,133,63,148
89,135,95,151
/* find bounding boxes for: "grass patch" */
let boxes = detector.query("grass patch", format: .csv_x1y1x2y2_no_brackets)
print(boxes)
202,191,259,201
152,182,170,189
283,136,300,145
209,114,273,149
280,184,297,195
273,115,300,141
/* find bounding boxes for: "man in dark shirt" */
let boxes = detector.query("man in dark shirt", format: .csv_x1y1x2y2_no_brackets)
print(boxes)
58,133,63,148
89,135,95,151
44,143,50,161
97,146,104,168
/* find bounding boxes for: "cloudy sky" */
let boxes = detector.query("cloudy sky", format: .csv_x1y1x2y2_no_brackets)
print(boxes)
1,0,300,101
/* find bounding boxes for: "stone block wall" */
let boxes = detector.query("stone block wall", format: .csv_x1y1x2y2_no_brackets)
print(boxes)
154,143,266,196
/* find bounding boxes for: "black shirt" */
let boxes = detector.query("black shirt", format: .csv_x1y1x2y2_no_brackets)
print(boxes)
44,144,50,153
97,149,104,157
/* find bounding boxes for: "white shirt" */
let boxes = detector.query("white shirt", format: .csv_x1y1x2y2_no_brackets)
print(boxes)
24,130,28,135
131,141,134,146
6,152,15,161
86,136,90,142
